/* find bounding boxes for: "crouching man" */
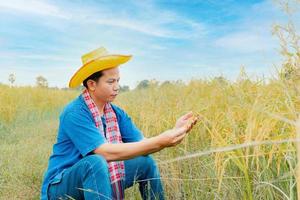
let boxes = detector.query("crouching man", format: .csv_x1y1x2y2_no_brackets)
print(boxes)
41,47,198,200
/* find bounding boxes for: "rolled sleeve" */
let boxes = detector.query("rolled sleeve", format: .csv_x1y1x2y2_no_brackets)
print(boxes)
112,105,144,143
62,109,106,157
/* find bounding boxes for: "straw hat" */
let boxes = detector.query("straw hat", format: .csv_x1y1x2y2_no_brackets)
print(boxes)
69,47,132,88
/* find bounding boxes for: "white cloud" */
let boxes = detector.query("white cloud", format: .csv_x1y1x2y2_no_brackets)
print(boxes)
214,31,276,53
94,18,175,38
0,0,71,19
213,0,283,54
0,0,205,39
19,54,75,62
83,3,206,39
0,51,74,62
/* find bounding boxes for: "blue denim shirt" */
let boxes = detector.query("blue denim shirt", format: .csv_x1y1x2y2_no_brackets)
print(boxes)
40,95,144,199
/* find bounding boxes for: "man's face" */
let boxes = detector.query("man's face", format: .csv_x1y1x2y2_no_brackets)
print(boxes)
89,67,120,103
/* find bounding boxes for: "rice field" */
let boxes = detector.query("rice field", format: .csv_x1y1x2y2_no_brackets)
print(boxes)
0,74,299,199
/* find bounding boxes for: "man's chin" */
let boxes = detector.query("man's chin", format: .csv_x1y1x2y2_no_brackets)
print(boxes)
107,96,116,102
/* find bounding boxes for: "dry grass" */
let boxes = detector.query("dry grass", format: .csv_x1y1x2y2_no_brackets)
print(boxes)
0,77,299,199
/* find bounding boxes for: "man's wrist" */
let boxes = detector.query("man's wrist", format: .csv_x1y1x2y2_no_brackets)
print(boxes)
152,134,166,149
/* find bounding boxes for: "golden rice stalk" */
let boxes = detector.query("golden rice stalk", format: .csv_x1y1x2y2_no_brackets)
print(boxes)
295,116,300,200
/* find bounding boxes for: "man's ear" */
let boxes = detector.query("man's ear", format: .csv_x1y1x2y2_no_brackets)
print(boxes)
87,80,96,91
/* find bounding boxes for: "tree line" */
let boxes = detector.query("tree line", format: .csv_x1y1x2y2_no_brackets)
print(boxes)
6,73,180,92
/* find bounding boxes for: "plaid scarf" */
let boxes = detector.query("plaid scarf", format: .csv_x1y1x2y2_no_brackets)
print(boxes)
82,89,125,200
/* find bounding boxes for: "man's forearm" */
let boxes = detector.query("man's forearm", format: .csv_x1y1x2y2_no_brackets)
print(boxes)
93,136,165,161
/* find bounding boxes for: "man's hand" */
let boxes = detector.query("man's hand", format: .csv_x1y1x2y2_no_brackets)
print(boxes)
158,111,200,147
175,111,199,133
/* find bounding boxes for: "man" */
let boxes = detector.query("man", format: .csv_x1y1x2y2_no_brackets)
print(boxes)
41,47,198,200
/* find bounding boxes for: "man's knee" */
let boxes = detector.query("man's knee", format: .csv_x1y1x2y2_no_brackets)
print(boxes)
144,155,156,165
82,154,109,174
141,155,159,172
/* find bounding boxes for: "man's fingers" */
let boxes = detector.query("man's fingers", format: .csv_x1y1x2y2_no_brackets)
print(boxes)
182,111,193,120
174,113,200,136
192,117,199,125
189,115,200,126
185,116,200,133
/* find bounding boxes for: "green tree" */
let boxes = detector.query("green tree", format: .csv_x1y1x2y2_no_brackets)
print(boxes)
160,80,172,87
36,75,48,88
119,85,130,93
136,80,150,89
8,73,16,87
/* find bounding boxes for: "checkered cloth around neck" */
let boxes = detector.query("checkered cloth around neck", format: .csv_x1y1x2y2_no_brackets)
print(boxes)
82,89,125,199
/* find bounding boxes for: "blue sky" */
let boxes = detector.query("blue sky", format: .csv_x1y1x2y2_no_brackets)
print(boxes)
0,0,299,88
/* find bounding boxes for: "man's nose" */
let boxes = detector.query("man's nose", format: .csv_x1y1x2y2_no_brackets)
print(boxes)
113,83,119,91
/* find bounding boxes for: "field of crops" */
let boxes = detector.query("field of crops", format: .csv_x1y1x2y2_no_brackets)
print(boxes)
0,74,299,199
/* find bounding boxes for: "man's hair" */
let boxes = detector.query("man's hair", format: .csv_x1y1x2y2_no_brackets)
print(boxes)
82,71,103,88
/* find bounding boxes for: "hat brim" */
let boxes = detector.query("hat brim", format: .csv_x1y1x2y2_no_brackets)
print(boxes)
69,54,132,88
